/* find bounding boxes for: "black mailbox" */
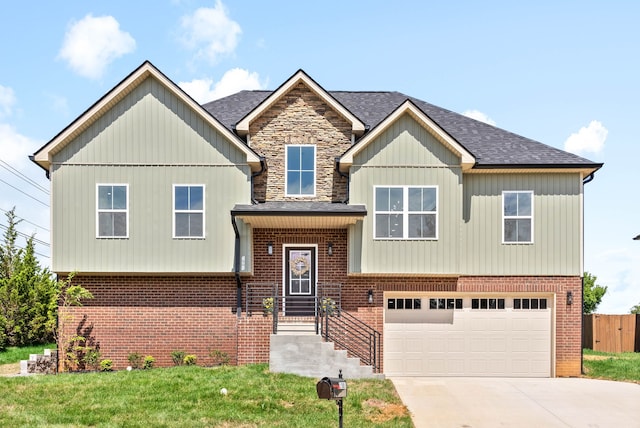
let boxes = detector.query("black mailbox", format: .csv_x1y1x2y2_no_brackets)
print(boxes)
316,376,347,400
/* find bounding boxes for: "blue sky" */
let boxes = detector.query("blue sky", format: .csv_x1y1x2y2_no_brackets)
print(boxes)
0,1,638,313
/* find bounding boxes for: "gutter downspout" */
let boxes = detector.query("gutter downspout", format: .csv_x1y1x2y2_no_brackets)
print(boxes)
582,172,595,185
251,157,267,204
231,213,242,318
335,158,349,204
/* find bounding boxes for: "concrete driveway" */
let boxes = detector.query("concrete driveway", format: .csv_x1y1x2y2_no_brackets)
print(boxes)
391,377,640,428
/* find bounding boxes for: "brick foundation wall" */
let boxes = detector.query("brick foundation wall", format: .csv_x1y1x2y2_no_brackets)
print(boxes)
63,275,239,370
63,233,583,377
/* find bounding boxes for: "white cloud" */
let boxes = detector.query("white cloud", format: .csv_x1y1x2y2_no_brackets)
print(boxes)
179,1,241,64
564,120,607,155
0,85,16,117
0,123,40,169
462,109,496,126
59,14,136,80
179,68,265,103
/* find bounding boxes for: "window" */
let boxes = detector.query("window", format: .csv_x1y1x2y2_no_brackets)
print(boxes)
514,298,547,310
471,298,505,310
97,184,128,238
375,186,437,239
286,145,315,196
174,185,204,238
503,191,533,243
429,298,463,310
387,298,421,310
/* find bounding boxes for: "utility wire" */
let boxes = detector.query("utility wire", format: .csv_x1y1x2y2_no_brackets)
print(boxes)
0,159,49,195
0,223,50,247
0,178,49,207
8,241,50,260
0,207,49,232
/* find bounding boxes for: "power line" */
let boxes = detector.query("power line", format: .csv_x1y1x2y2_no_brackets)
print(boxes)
0,223,50,247
9,241,50,260
0,159,49,195
0,178,49,207
0,207,49,232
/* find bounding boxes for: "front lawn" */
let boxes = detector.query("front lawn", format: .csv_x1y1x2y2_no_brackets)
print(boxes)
0,343,55,365
0,364,412,427
583,349,640,383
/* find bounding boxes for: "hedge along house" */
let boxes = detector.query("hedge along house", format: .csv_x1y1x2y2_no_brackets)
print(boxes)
32,61,602,377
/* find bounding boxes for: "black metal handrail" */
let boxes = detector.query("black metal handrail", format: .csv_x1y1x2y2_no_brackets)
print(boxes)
320,309,381,373
245,283,380,372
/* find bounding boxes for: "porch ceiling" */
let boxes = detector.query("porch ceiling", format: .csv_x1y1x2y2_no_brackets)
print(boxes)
232,202,366,229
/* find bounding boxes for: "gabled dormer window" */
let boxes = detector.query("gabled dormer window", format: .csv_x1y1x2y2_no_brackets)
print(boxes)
286,145,315,196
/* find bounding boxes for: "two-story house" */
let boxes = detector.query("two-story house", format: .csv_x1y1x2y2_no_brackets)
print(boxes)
32,61,601,377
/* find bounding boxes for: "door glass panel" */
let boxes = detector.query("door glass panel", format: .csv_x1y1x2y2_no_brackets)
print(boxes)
289,250,312,295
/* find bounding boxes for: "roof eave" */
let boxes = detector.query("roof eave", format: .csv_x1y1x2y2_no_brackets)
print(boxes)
339,100,476,172
235,70,366,138
32,61,262,173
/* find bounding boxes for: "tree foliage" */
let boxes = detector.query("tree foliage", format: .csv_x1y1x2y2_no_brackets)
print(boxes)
583,271,607,314
0,208,57,350
630,304,640,314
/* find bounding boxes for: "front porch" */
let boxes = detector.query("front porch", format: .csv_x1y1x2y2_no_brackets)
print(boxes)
244,282,382,378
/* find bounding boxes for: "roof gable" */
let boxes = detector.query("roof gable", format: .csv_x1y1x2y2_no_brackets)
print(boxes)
234,70,365,137
339,100,476,171
32,61,261,172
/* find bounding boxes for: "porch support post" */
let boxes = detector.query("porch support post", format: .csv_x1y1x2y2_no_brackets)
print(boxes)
231,213,242,318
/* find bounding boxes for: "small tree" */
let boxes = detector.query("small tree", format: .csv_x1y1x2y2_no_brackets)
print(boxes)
583,272,607,314
46,272,93,371
630,303,640,314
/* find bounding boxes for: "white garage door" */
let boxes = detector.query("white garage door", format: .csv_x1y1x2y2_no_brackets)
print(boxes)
384,295,552,377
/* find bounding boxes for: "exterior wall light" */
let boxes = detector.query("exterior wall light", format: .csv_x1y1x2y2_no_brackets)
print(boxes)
328,242,333,256
566,290,573,305
267,242,273,256
368,289,374,304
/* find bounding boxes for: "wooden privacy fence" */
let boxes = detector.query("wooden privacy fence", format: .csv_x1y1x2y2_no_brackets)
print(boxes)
583,314,640,353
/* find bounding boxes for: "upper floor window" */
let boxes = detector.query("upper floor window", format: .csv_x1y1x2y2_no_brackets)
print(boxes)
374,186,438,239
503,191,533,243
174,185,204,238
97,184,128,238
286,145,315,196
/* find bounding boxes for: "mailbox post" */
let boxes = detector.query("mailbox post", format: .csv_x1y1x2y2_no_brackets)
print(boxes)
316,370,347,428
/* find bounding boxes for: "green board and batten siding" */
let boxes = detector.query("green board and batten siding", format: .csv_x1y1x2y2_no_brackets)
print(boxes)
460,173,582,275
348,113,583,276
348,114,463,274
50,77,252,273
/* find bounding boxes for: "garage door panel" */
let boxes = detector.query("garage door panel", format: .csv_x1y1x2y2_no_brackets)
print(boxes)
384,294,552,377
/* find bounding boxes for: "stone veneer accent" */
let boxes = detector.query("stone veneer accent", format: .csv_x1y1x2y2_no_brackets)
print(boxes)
249,82,352,202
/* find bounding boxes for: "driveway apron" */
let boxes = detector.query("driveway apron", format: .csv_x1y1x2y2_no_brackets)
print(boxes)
391,377,640,428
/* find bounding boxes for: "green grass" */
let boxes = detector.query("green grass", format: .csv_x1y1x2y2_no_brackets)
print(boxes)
0,343,55,365
0,364,412,427
583,349,640,383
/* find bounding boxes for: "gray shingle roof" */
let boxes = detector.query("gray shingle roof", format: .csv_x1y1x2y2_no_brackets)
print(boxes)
232,201,367,216
203,90,600,168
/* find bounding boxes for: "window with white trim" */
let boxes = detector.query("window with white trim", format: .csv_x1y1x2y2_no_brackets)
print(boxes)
374,186,437,239
503,191,533,243
97,184,128,238
286,145,315,196
174,185,204,238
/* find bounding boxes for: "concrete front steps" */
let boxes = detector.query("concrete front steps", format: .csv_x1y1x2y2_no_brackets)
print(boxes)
19,349,57,375
269,330,383,380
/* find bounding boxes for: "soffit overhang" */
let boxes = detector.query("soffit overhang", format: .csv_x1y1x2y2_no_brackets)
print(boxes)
32,61,262,174
232,202,366,229
339,100,476,172
234,70,366,138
